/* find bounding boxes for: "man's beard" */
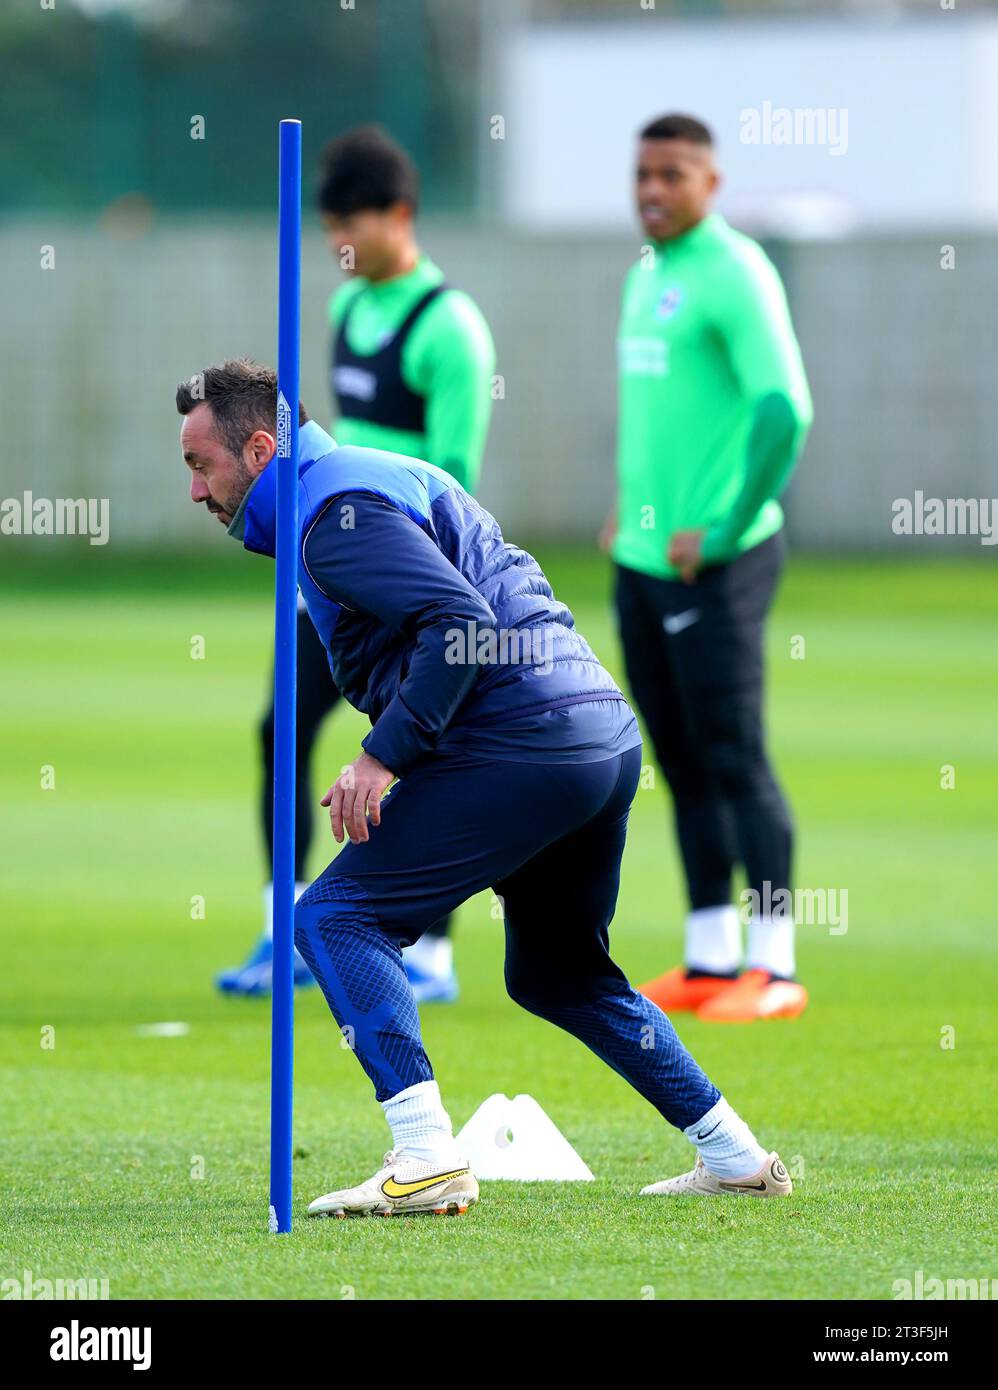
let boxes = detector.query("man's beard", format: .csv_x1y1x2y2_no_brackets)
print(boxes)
217,455,257,518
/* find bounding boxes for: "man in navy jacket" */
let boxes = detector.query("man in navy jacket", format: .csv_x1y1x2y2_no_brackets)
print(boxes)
177,359,792,1214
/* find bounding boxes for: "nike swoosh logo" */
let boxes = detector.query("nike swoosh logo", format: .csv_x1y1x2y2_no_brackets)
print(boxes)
718,1178,768,1192
380,1168,468,1199
663,608,700,635
696,1121,721,1140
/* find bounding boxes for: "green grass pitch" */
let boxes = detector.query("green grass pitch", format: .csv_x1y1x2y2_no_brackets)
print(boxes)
2,547,996,1300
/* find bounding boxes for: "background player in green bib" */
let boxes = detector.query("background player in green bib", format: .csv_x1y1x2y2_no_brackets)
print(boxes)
217,126,495,1002
601,114,813,1023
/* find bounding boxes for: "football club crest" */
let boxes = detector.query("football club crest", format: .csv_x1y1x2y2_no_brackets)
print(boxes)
656,287,683,319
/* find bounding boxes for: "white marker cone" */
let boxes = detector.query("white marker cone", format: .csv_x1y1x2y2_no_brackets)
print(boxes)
455,1093,594,1181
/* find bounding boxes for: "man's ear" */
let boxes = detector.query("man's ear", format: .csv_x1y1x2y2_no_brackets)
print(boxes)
391,199,414,233
247,429,277,475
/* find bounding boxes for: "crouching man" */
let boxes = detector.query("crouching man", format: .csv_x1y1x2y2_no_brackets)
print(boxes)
177,358,792,1216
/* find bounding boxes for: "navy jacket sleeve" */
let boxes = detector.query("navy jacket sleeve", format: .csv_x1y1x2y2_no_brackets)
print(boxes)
301,491,498,775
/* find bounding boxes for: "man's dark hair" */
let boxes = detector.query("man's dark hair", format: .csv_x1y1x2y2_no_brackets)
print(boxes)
640,113,714,147
175,358,309,458
316,125,420,217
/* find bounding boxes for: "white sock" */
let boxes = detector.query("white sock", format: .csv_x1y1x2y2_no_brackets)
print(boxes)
402,934,454,978
262,880,311,942
746,914,795,978
685,905,741,975
382,1080,465,1166
685,1097,768,1179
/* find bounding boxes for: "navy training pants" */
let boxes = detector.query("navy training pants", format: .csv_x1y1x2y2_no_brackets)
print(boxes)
294,742,720,1129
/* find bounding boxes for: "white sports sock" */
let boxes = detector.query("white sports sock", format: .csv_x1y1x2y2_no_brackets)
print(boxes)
685,905,742,975
685,1097,768,1179
382,1080,465,1166
746,914,795,978
261,880,311,942
402,934,454,978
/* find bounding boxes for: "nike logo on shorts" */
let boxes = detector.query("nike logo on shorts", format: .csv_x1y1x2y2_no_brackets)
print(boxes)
663,608,700,636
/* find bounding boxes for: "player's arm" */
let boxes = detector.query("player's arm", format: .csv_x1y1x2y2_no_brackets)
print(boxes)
409,292,495,493
327,281,363,428
302,490,496,780
700,254,813,565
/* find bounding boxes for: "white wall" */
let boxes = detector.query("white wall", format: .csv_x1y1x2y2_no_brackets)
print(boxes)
501,14,998,234
3,221,995,550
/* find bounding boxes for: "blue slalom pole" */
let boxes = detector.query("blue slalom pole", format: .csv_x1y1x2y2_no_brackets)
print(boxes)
269,117,301,1236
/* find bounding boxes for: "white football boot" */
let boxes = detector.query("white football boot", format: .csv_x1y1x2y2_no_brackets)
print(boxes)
641,1151,792,1198
307,1150,479,1218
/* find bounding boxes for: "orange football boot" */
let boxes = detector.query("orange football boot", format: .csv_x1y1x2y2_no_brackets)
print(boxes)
639,966,738,1014
696,968,808,1022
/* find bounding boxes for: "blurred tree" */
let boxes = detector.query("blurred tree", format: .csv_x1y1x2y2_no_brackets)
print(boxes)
0,0,480,216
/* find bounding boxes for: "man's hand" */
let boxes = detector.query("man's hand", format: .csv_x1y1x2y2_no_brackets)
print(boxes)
667,528,706,584
321,752,396,845
598,502,618,554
